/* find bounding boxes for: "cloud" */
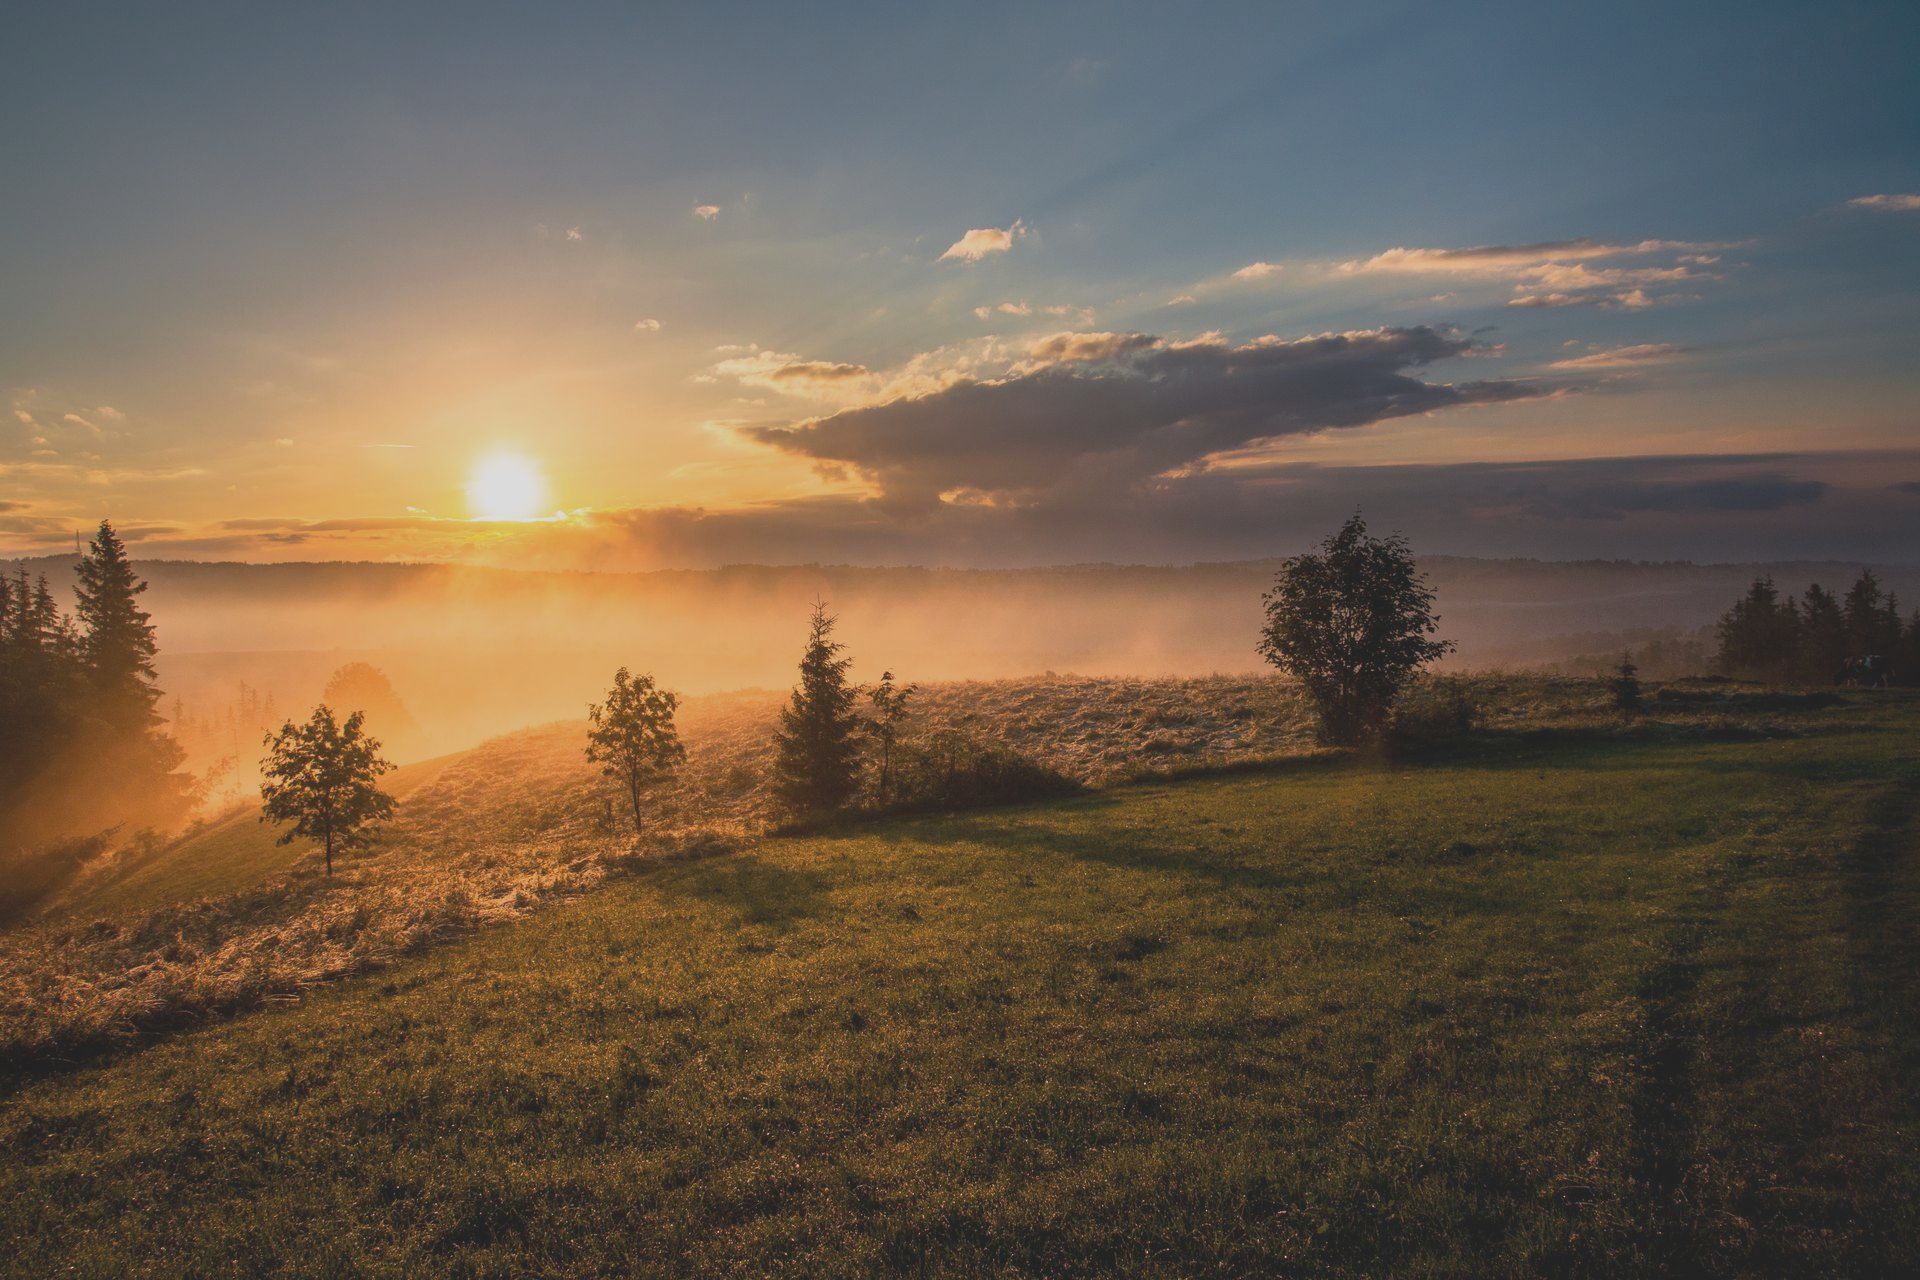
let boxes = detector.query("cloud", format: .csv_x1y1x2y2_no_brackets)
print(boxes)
1847,193,1920,212
634,318,663,332
693,204,721,220
564,227,583,242
1507,287,1660,311
1335,236,1724,310
1232,261,1282,280
1341,237,1712,274
1893,480,1920,496
1549,343,1693,370
767,361,872,386
743,326,1543,503
1025,331,1159,363
972,301,1094,324
712,347,876,398
939,220,1027,262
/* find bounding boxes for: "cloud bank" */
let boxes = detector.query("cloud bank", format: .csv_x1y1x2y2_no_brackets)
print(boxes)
744,327,1540,503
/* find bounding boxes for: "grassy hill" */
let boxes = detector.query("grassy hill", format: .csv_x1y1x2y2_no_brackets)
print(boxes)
52,749,467,921
3,694,1916,1275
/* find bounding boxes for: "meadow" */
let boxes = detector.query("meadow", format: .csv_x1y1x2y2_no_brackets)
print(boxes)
2,680,1915,1274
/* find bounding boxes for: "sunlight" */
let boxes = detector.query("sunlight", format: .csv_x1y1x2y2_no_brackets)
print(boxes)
467,452,547,521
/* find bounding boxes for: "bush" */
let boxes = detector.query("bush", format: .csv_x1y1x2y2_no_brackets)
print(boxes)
882,732,1080,814
1386,680,1479,750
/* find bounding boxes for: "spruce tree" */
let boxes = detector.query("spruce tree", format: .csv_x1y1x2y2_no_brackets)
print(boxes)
772,602,862,818
1714,577,1800,680
1843,570,1898,660
1799,584,1848,683
74,519,162,728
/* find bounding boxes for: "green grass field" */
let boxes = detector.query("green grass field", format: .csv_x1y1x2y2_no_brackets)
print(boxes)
4,702,1917,1276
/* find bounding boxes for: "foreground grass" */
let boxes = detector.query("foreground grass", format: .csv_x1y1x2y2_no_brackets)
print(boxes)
3,704,1917,1276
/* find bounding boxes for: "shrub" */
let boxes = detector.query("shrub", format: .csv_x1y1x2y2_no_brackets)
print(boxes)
1609,652,1643,711
882,731,1080,814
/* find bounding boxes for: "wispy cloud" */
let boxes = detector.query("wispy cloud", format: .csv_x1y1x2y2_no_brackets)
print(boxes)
971,301,1094,324
1847,193,1920,212
693,203,721,220
940,219,1027,262
1231,261,1282,280
1549,342,1694,370
1339,237,1716,274
1327,237,1730,310
633,318,663,332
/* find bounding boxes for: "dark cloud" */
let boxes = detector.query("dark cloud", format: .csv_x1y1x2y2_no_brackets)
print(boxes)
19,455,1912,572
508,451,1911,570
746,327,1541,501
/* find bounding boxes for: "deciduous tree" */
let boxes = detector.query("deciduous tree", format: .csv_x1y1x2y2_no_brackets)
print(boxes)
260,706,396,875
585,668,686,835
864,670,917,805
1258,515,1453,744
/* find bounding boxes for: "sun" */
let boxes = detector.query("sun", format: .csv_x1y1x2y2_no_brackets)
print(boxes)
467,452,548,521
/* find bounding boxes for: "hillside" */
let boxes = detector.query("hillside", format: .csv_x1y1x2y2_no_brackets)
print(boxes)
0,673,1857,1070
3,695,1916,1275
0,675,1323,1065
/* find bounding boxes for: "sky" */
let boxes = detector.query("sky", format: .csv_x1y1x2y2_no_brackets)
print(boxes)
4,1,1919,568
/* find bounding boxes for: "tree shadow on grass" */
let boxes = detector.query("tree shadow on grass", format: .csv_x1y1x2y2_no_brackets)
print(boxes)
653,854,835,928
901,798,1310,898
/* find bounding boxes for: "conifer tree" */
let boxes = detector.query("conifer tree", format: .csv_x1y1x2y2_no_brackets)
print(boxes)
1843,570,1899,660
73,520,162,728
772,602,862,818
1714,577,1800,681
1799,584,1849,683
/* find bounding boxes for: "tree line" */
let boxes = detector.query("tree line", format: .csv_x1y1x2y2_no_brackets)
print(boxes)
1712,571,1918,686
0,522,193,852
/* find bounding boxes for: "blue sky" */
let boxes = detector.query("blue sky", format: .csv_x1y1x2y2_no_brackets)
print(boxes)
4,1,1918,565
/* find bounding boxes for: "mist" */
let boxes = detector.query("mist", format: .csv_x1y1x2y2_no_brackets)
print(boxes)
11,554,1918,770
